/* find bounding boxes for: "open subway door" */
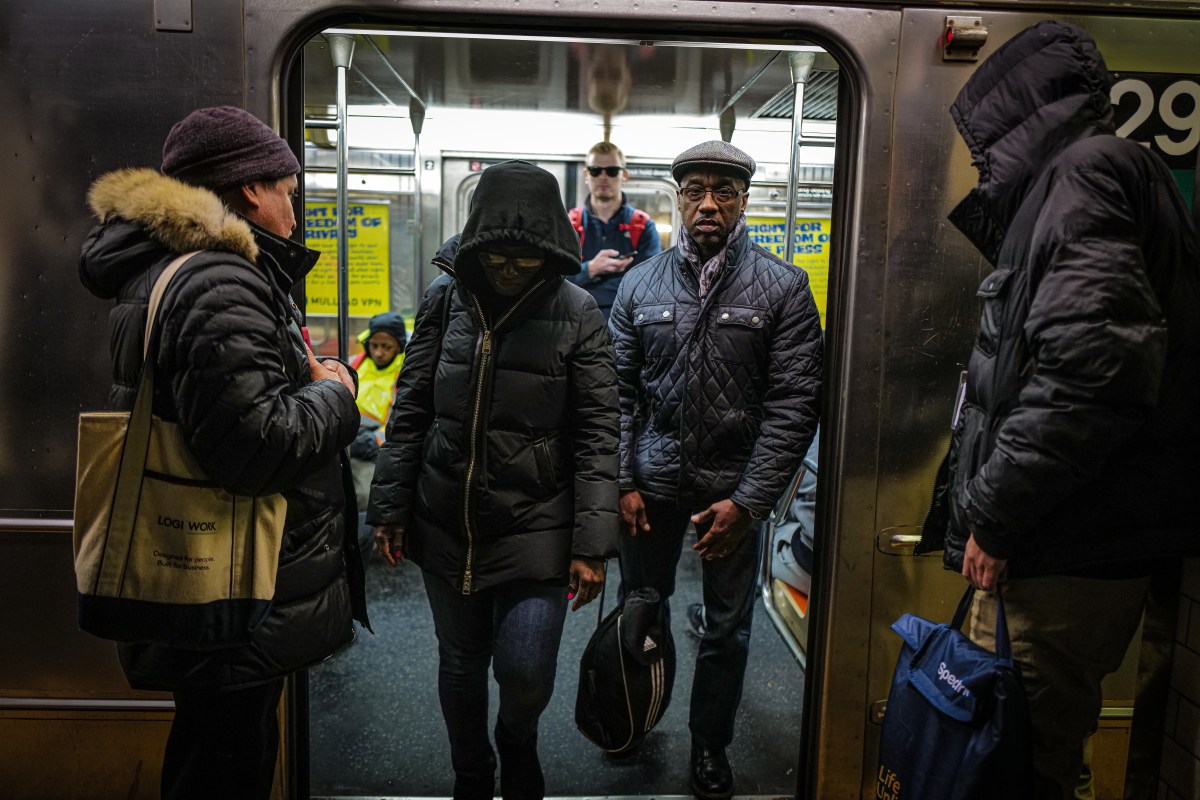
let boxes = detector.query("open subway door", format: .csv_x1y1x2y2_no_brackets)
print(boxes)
291,23,846,799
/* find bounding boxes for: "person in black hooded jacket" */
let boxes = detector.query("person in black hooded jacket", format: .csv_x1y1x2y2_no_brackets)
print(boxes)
368,160,619,800
918,22,1200,799
79,106,370,800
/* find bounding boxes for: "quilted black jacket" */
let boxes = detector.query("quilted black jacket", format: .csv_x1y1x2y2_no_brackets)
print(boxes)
366,161,619,594
918,22,1200,577
609,226,823,516
80,168,368,690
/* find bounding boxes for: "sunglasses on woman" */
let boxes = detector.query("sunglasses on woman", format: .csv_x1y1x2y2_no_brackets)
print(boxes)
585,166,623,177
479,252,546,273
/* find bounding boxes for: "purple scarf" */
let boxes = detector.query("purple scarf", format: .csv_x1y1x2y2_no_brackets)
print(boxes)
679,215,746,298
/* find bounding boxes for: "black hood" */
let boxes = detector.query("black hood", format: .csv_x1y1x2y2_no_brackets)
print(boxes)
948,21,1115,263
452,161,581,303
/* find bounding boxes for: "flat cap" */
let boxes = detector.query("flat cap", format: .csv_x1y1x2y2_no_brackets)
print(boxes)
671,140,756,184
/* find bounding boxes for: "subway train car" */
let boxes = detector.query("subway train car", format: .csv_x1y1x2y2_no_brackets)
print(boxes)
1,1,1198,798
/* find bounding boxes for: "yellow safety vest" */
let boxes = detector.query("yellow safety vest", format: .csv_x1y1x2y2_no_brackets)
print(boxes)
353,354,404,425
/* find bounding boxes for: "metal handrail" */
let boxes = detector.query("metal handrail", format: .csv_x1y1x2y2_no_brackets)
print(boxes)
0,697,174,711
0,517,73,533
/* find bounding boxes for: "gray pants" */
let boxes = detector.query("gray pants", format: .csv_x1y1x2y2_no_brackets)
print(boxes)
969,575,1151,800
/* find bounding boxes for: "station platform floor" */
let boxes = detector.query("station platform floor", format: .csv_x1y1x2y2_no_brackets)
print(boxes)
310,541,804,798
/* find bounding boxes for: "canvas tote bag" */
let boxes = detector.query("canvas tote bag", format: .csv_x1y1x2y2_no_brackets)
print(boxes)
73,252,286,649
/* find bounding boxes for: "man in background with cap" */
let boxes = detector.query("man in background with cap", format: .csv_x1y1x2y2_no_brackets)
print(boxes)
80,105,370,800
609,140,822,799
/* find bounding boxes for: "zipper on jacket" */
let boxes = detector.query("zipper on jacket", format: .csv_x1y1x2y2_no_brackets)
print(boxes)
459,281,544,595
462,319,490,595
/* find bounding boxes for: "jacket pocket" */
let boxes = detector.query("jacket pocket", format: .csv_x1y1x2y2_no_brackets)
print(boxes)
713,305,768,364
532,437,558,496
632,302,677,360
975,268,1013,357
948,403,989,543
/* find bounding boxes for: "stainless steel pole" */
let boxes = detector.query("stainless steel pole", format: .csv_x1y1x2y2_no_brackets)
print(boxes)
327,34,355,361
410,97,426,315
784,51,815,266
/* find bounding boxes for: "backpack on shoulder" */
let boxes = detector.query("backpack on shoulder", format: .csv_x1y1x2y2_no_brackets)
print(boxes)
575,586,675,753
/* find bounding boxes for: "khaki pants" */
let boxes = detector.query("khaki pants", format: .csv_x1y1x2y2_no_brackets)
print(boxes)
968,575,1151,800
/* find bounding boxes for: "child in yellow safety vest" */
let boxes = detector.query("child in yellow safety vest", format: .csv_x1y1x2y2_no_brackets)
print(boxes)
349,312,407,510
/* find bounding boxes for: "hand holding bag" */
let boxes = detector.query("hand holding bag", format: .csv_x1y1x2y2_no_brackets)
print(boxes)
876,586,1032,800
73,252,287,649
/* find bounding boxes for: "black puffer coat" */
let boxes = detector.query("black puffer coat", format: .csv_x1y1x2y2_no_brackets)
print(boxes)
79,168,368,690
367,161,619,594
609,226,823,517
918,22,1200,577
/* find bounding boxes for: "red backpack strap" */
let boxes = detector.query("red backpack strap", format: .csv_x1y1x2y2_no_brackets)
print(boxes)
568,207,586,249
628,209,650,250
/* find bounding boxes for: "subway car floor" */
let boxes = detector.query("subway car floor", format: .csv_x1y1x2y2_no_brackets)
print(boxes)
310,538,804,798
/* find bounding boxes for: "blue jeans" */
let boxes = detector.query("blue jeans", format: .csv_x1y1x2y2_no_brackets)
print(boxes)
618,496,761,749
422,571,568,798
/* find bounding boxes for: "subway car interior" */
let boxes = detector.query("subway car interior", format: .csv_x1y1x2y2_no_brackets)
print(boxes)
2,1,1198,799
299,29,834,797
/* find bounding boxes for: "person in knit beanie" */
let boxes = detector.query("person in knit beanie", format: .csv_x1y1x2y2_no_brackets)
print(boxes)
79,105,368,800
161,105,303,239
162,105,300,192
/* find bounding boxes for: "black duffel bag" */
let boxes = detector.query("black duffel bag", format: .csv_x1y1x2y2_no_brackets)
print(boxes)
575,586,675,753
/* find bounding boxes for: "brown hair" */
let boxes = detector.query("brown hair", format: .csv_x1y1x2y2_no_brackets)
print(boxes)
586,141,626,167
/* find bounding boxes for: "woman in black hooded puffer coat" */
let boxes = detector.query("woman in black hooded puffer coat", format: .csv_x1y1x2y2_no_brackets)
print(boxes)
368,161,619,799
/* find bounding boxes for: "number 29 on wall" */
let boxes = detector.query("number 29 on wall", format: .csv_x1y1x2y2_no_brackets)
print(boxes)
1111,73,1200,167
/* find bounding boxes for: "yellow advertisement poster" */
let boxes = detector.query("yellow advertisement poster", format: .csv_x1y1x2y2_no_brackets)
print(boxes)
745,216,830,326
304,202,390,316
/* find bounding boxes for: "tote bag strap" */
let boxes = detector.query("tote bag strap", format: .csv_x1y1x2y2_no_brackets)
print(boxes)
950,584,1013,663
95,252,203,592
143,251,202,358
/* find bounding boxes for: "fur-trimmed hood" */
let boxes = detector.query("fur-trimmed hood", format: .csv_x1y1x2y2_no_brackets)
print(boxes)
80,168,317,300
89,168,258,261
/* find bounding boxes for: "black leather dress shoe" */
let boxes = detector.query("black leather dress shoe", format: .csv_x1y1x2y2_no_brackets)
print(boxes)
691,742,734,800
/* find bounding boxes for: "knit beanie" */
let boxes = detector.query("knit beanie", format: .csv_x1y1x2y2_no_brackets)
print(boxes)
161,106,300,192
358,312,408,348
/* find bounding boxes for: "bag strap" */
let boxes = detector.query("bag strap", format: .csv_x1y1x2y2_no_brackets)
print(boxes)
94,252,202,594
143,252,202,358
950,584,1012,662
627,209,650,250
595,560,609,627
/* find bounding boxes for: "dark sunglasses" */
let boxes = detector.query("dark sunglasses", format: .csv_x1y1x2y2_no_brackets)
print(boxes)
586,166,623,177
479,251,545,273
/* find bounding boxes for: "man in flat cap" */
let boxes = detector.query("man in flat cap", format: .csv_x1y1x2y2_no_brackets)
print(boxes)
609,140,822,799
80,105,369,800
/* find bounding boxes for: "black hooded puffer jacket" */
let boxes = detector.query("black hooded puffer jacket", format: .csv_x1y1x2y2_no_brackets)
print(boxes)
79,168,368,691
367,161,619,594
608,224,823,517
917,21,1200,577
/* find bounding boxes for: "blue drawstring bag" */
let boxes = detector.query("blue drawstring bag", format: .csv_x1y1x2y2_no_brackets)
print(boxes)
876,587,1031,800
